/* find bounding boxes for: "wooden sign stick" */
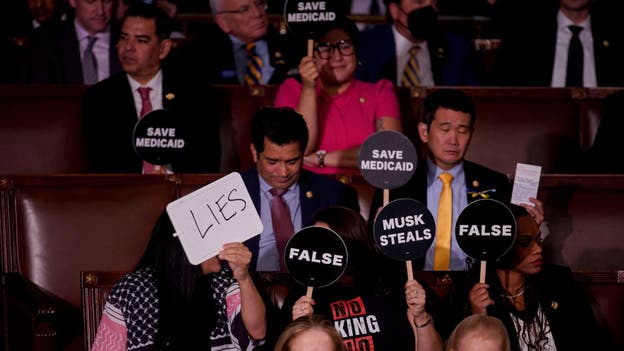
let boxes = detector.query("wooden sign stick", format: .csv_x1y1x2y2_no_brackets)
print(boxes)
479,260,487,283
382,189,413,280
306,286,314,298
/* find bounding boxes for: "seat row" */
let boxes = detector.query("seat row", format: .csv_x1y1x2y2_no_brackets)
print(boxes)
0,173,623,350
0,85,621,175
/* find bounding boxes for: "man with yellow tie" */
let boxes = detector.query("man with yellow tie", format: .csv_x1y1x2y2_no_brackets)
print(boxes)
370,89,544,271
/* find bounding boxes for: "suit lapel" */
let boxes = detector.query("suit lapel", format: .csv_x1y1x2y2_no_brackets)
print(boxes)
382,27,398,83
109,22,122,76
63,22,83,84
298,171,316,227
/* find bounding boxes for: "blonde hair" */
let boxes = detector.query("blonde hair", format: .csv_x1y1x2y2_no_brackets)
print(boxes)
274,315,345,351
446,314,511,351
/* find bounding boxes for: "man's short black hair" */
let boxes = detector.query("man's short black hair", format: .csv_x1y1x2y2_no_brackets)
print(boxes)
121,3,171,40
421,88,476,128
251,107,309,154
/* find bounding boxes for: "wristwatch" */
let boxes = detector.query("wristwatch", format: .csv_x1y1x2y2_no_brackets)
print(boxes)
316,150,327,168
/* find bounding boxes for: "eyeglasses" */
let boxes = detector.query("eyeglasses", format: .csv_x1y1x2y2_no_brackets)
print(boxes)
218,0,267,16
314,40,355,59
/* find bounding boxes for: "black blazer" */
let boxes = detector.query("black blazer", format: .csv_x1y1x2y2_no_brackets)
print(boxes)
29,19,121,84
482,265,606,351
83,71,222,173
240,169,359,271
494,0,624,87
175,23,302,85
369,160,511,272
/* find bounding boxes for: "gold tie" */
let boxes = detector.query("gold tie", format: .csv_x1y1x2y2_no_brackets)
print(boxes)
433,173,453,270
401,45,421,88
244,42,263,85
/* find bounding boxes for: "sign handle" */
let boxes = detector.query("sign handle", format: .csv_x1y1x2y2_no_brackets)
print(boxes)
406,260,414,281
479,260,487,283
307,39,314,57
306,286,314,298
383,189,389,206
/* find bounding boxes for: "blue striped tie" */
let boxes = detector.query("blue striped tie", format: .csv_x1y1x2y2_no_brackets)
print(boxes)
244,42,263,85
401,45,421,88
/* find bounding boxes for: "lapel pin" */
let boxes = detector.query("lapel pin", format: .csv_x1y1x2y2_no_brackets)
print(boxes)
359,97,366,103
275,51,282,58
165,93,175,101
550,301,559,310
603,40,609,48
306,191,313,199
472,180,479,188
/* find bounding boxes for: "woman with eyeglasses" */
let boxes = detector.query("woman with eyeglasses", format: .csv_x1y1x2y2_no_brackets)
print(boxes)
274,16,401,175
465,205,605,351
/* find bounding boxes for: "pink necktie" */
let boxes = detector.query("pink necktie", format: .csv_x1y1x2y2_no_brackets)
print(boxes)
137,87,156,173
270,188,295,271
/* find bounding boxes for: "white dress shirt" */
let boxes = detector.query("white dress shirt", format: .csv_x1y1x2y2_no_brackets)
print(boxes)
551,11,596,87
393,26,435,86
74,20,111,83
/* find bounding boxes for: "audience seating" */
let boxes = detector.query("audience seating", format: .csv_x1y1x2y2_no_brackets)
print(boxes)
1,174,623,350
0,85,620,175
78,268,624,351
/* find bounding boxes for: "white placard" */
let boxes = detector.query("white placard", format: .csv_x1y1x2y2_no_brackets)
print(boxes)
511,163,542,207
166,172,263,265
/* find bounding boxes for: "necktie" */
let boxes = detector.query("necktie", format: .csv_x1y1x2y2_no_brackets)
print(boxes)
369,0,380,15
269,188,295,271
401,45,421,88
566,25,583,87
137,87,156,173
244,42,263,85
433,173,453,271
82,36,98,85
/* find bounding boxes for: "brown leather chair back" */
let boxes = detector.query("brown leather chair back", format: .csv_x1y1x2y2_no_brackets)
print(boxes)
4,175,177,307
0,85,88,173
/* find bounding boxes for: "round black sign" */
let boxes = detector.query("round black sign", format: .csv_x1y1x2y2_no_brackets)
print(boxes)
455,199,517,261
132,109,186,165
359,130,418,189
373,198,435,261
284,226,348,288
283,0,338,37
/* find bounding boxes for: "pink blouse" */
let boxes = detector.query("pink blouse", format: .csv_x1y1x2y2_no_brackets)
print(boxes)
274,78,400,174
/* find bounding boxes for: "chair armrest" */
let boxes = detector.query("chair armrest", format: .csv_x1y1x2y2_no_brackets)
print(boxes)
2,273,80,350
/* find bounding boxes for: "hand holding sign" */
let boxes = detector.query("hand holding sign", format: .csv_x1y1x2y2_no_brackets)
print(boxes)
166,172,263,265
133,109,186,166
455,199,517,283
284,0,339,56
285,226,348,298
373,199,435,280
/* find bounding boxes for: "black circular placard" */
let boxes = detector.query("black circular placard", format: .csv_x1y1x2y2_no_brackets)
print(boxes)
359,130,418,189
283,0,339,37
455,199,517,261
373,198,435,261
132,109,186,165
284,226,348,288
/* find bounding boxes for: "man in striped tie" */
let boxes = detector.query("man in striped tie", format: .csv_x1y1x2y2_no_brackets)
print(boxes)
179,0,300,85
356,0,479,86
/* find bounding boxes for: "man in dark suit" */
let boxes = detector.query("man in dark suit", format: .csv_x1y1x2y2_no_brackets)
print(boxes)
83,3,220,173
242,107,359,272
494,0,624,87
357,0,479,86
29,0,121,84
176,0,300,85
370,89,543,271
